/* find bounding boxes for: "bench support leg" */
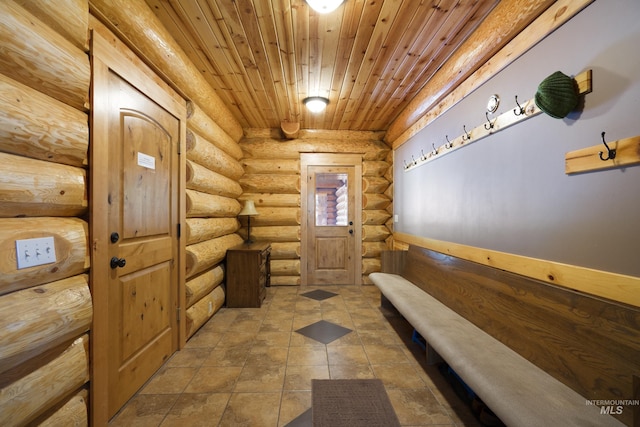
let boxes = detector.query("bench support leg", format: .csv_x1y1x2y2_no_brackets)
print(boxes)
426,343,444,365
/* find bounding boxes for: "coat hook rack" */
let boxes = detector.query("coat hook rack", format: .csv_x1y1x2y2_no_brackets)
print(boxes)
565,132,640,174
484,112,494,130
598,131,616,161
514,95,525,116
404,69,594,174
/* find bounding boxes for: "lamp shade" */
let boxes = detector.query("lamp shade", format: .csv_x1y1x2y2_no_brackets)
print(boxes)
306,0,344,13
239,200,258,216
303,96,329,113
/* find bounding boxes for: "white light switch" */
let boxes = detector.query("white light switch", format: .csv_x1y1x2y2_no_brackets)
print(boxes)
16,237,56,269
394,214,399,223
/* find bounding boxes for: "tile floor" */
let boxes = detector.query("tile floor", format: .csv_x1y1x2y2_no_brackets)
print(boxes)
109,285,483,426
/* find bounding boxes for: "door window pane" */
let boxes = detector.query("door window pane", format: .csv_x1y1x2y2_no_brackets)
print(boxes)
315,173,348,226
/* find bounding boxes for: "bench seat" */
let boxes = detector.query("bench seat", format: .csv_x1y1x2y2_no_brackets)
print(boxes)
370,271,625,427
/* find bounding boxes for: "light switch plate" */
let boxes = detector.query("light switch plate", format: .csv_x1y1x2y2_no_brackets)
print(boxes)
16,237,56,269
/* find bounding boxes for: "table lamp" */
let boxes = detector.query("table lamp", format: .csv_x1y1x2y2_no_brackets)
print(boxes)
238,200,259,243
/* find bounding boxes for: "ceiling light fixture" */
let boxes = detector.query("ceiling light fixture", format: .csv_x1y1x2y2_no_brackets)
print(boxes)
305,0,345,14
303,96,329,113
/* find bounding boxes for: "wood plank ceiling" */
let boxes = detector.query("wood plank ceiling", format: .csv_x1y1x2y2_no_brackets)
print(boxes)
145,0,500,131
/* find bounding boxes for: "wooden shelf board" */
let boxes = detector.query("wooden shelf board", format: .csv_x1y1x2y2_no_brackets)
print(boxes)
565,134,640,174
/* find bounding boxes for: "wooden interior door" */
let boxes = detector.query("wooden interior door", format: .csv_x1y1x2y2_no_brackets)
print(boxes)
301,154,362,285
91,30,186,422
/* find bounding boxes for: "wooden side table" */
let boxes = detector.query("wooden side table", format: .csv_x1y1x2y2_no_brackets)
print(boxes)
225,242,271,308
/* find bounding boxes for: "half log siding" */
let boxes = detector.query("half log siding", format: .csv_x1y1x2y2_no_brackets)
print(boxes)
0,1,91,425
240,129,392,285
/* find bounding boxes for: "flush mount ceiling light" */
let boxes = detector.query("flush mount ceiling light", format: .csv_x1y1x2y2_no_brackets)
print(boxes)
305,0,345,14
303,96,329,113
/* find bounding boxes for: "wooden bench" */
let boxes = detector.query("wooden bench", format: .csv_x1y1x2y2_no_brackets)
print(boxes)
369,245,639,427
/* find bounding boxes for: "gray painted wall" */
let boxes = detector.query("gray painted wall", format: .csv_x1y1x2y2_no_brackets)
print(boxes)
394,0,640,277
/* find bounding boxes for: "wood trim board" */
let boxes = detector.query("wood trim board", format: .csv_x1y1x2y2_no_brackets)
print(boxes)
393,232,640,308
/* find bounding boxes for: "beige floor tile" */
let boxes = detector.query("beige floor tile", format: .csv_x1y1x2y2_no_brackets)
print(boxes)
260,317,294,332
184,366,242,393
289,331,326,347
215,331,257,348
326,330,361,346
227,318,263,333
371,364,427,389
327,345,370,366
321,311,355,328
112,285,480,427
159,393,230,427
202,343,252,367
387,388,454,425
246,345,289,365
328,363,375,379
364,343,411,364
292,314,323,330
109,394,178,427
278,391,311,427
140,367,198,394
357,329,404,346
287,346,328,366
234,363,286,392
218,392,281,426
284,364,330,390
183,329,224,349
165,348,211,368
253,331,291,347
199,310,239,331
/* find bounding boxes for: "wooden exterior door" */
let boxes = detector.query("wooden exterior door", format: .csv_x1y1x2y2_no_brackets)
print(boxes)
91,30,186,423
301,154,362,285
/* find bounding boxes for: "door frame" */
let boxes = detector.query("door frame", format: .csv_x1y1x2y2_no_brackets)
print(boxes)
90,27,186,425
300,153,362,285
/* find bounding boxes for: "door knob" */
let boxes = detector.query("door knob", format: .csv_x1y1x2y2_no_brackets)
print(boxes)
349,221,353,226
349,229,353,235
110,257,126,269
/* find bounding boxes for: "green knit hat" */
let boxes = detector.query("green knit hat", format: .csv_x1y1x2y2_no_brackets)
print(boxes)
535,71,579,119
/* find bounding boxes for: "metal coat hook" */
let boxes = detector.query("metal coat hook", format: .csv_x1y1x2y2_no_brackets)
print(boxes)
403,160,409,169
445,135,452,149
599,131,616,161
420,150,427,161
513,95,525,116
431,143,438,156
411,155,417,165
484,112,494,130
462,125,471,141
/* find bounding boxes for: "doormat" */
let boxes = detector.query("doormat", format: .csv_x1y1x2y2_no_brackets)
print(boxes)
311,379,400,427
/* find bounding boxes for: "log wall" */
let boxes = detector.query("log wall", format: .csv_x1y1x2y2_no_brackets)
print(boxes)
1,1,246,424
240,129,393,285
184,114,244,338
0,1,91,425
